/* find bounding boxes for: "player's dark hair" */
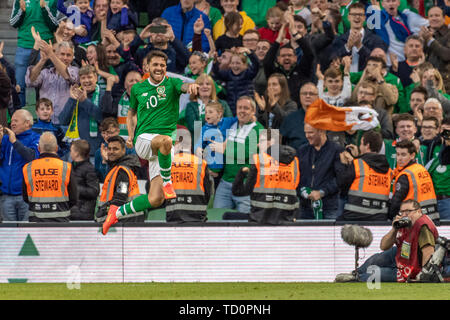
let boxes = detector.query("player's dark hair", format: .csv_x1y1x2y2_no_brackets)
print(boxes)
146,50,168,64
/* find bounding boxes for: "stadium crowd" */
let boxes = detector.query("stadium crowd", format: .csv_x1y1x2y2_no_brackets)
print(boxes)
0,0,449,224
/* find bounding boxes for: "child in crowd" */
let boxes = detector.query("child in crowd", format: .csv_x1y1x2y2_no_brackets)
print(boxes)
194,101,237,189
32,98,70,158
57,0,94,44
258,6,290,43
215,12,243,55
212,47,259,115
107,0,138,33
317,59,351,107
291,0,312,26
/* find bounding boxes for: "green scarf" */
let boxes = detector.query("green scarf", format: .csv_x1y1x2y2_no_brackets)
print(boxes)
301,187,323,219
89,84,100,137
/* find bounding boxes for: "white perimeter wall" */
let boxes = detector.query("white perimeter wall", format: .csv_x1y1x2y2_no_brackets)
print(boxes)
1,225,449,283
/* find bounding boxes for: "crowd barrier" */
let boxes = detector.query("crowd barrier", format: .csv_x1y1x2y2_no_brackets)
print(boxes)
1,221,449,283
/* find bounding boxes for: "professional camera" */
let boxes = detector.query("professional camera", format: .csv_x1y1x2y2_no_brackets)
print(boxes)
393,216,412,229
442,129,450,141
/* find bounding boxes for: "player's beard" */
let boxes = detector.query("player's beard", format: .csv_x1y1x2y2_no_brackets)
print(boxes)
150,70,165,84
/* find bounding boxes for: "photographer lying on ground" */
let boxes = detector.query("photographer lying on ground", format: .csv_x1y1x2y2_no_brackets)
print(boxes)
335,199,449,283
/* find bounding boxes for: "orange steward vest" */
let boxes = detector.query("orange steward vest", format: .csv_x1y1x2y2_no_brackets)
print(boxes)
166,153,208,220
345,158,392,217
99,165,140,207
394,163,439,221
23,157,72,219
251,153,300,211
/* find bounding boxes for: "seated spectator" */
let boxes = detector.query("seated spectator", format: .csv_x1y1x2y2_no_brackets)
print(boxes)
389,140,439,223
59,65,104,158
183,73,232,142
280,82,319,149
316,62,352,107
258,6,290,44
419,6,450,92
427,116,450,220
166,130,213,223
69,139,100,221
32,98,70,159
107,0,138,33
336,130,392,221
232,131,301,225
255,73,297,129
297,123,344,220
0,109,40,221
212,47,259,115
95,117,136,182
23,132,77,222
57,0,95,45
25,40,79,126
212,0,255,41
351,56,399,114
263,15,314,105
384,113,427,169
96,136,144,223
332,2,388,73
366,0,428,63
215,12,243,55
194,101,237,188
162,0,212,53
212,96,264,216
420,115,442,163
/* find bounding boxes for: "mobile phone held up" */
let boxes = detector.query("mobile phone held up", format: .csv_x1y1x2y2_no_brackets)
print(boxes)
149,25,167,34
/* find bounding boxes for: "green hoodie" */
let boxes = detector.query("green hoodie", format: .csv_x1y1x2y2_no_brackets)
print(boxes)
10,0,59,49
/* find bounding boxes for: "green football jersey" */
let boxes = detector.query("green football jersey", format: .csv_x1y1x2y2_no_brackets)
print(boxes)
130,76,184,143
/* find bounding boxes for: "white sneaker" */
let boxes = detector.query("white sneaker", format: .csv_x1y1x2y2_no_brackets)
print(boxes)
335,272,357,282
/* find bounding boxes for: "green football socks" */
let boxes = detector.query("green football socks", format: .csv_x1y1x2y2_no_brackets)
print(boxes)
158,150,172,186
116,194,152,218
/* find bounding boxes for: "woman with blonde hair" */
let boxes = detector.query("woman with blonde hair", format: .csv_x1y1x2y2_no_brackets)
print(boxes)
408,66,450,114
182,73,233,143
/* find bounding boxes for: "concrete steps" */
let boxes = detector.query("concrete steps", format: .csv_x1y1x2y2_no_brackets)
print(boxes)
0,6,17,64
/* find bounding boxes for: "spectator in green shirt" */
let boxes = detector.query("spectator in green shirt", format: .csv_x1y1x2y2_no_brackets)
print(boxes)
10,0,59,107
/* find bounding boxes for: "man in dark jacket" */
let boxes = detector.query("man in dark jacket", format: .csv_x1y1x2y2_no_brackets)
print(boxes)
96,136,144,223
297,123,344,219
70,139,100,221
263,19,314,105
419,6,450,92
331,2,387,73
336,130,392,221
